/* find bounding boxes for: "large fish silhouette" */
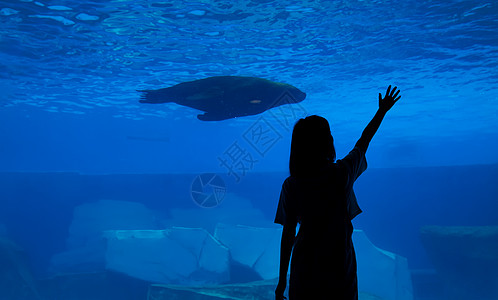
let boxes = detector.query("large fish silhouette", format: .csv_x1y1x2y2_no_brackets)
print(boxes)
138,76,306,121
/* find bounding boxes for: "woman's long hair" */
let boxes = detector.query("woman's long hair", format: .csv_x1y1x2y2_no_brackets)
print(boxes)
289,115,336,177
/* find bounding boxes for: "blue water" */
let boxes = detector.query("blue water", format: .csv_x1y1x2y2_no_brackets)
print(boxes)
0,0,497,299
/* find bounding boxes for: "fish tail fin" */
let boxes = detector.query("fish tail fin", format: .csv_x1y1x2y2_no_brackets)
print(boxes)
137,90,170,104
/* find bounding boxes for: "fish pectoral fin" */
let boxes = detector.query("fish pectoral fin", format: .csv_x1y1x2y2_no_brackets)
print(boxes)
197,112,230,121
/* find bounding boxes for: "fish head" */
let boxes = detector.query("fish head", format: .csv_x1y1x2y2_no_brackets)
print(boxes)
280,84,306,104
290,86,307,102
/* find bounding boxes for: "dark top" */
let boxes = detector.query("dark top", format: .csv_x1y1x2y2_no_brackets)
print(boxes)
274,147,367,299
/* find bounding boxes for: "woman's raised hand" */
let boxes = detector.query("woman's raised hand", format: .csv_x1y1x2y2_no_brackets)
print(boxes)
379,85,401,112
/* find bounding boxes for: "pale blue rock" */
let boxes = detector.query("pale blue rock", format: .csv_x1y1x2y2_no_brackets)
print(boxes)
67,199,158,249
50,199,159,274
214,223,282,280
354,230,413,300
104,228,230,285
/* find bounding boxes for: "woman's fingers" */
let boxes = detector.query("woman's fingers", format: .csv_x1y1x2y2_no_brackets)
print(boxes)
381,85,401,104
392,89,400,99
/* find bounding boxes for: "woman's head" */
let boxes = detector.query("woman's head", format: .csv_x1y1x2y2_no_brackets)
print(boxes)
289,115,336,177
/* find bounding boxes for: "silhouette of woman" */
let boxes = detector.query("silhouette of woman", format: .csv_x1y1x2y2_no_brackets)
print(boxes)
274,86,401,300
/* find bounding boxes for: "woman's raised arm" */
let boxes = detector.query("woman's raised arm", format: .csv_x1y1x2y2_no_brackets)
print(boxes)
355,85,401,153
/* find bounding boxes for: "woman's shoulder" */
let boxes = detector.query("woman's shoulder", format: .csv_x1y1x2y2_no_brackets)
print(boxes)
337,147,366,165
282,175,295,187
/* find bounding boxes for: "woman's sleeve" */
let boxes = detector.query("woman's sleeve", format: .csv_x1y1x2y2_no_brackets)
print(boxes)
338,147,368,219
340,146,368,182
274,180,297,226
